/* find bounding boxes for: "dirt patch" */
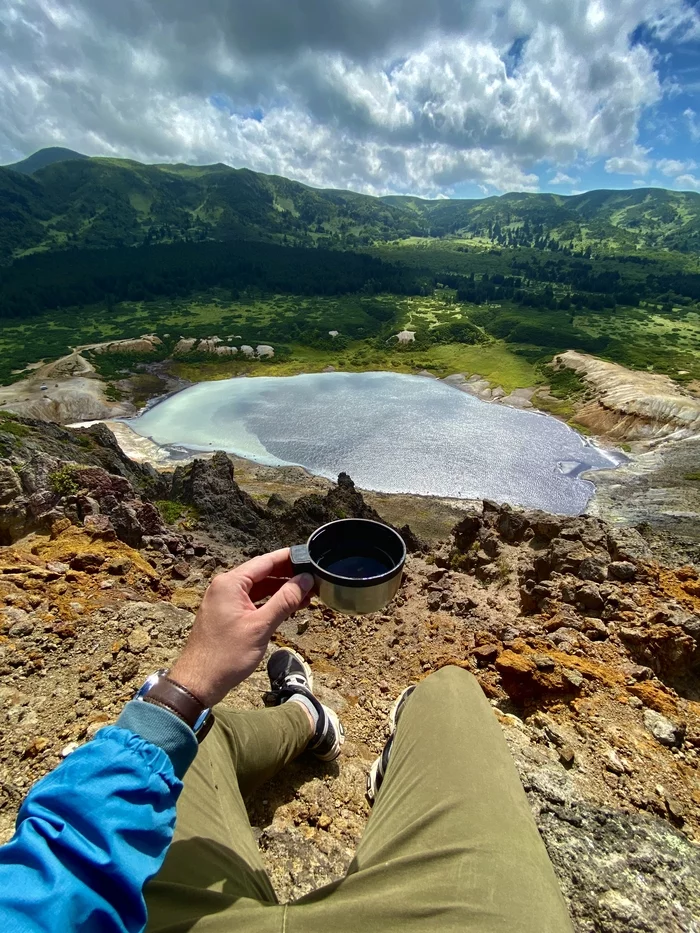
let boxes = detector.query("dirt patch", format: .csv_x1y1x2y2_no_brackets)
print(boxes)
0,351,133,424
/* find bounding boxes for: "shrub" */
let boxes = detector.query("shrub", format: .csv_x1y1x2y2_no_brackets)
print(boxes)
49,467,80,496
0,412,32,438
156,500,199,525
104,383,124,402
542,365,588,399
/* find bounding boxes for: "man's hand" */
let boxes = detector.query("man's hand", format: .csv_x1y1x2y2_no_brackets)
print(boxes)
169,549,314,707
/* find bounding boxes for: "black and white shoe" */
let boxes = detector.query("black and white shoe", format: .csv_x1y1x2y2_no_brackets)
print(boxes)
366,685,416,804
264,648,345,762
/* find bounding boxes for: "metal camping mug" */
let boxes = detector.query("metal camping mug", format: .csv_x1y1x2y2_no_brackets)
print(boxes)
290,519,406,615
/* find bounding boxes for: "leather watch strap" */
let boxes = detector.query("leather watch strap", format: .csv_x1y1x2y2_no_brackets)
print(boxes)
143,676,207,730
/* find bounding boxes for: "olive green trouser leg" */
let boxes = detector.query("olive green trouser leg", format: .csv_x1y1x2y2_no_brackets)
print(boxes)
290,666,574,933
146,667,574,933
145,702,310,933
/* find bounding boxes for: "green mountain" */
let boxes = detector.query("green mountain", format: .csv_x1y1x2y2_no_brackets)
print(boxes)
382,189,700,254
0,154,423,260
1,149,699,262
4,146,88,175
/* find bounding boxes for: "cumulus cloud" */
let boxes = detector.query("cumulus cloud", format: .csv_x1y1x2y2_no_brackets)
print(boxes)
675,173,700,191
550,172,579,186
604,150,652,175
0,0,699,194
656,157,697,176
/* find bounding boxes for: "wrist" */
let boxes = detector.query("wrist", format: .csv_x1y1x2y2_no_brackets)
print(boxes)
168,661,223,708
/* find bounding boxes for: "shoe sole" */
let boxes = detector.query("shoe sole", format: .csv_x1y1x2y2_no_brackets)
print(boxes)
367,755,382,801
388,685,415,733
367,685,415,803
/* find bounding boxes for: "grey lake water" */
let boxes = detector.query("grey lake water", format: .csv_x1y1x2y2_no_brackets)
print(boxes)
126,371,622,514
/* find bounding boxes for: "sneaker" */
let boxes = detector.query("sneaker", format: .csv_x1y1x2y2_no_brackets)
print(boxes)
265,648,345,762
366,685,416,804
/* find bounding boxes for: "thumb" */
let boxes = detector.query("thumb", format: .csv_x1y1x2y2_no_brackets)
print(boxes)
252,573,314,630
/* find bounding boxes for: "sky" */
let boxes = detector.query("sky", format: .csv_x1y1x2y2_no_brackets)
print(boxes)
1,0,700,199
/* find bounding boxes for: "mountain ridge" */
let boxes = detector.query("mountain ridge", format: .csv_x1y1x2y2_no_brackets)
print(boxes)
1,148,699,261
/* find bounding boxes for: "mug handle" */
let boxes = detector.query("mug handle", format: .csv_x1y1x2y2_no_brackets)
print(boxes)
290,544,314,574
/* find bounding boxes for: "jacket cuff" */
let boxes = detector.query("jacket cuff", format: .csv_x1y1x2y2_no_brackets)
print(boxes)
116,700,198,780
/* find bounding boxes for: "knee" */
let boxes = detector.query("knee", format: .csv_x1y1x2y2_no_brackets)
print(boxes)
418,664,476,695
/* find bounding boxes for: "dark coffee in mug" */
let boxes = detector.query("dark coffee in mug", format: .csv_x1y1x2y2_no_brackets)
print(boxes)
323,554,392,578
290,519,406,614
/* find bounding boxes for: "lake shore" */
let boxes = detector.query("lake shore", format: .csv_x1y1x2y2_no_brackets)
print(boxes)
5,342,699,548
117,370,617,513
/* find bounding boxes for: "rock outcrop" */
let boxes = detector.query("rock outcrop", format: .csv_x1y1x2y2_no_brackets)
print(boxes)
170,454,422,555
172,338,273,358
92,335,162,354
0,417,698,931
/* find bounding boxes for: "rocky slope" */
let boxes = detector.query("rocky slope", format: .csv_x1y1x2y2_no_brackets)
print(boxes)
0,351,133,424
556,351,700,445
0,416,699,932
587,436,700,560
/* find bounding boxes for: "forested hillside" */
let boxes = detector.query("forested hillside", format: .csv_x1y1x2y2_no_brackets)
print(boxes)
1,149,699,392
2,150,700,262
383,189,700,254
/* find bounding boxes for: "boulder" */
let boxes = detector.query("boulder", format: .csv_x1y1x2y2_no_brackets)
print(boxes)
559,517,608,550
0,464,21,505
106,556,132,575
609,561,636,582
83,514,117,541
496,650,536,677
643,709,685,748
473,644,499,667
607,527,652,563
529,512,566,540
578,555,609,582
501,394,532,408
69,553,105,573
127,627,151,653
495,506,531,543
548,539,591,576
173,338,197,355
452,513,481,551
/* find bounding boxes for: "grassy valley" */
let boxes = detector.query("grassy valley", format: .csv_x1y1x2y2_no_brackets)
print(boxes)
0,149,699,409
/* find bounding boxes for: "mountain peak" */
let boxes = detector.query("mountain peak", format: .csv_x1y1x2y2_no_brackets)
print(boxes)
5,147,89,175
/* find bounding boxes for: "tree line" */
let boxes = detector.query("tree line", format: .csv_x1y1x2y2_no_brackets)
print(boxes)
0,240,427,319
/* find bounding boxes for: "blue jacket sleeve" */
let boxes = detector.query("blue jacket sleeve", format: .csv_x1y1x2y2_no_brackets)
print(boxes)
0,703,198,933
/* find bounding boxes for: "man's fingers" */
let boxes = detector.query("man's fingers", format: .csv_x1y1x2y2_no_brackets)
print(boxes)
249,577,288,603
251,574,315,630
235,549,294,589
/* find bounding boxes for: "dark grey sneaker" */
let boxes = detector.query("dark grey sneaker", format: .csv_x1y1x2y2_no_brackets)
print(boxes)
264,648,345,762
366,685,416,804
